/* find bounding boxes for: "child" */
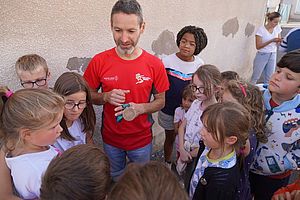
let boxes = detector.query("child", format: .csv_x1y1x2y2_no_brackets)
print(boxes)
174,85,195,173
53,72,96,152
250,49,300,200
221,70,240,82
219,70,240,102
0,87,64,199
177,64,221,188
221,79,267,200
158,25,207,167
40,144,111,200
174,84,195,145
190,102,250,200
107,161,188,200
15,54,51,89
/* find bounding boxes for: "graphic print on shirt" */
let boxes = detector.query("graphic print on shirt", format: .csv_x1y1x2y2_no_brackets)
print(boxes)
135,73,151,84
166,68,193,81
254,105,300,174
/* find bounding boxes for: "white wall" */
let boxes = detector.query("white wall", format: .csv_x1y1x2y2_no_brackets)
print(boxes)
0,0,267,91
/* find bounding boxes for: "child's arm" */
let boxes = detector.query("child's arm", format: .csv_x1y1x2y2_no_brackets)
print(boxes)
178,119,192,162
174,122,180,134
173,107,181,134
0,149,21,200
255,35,281,50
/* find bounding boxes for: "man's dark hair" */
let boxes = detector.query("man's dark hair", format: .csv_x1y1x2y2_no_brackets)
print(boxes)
111,0,143,26
176,25,208,55
277,49,300,73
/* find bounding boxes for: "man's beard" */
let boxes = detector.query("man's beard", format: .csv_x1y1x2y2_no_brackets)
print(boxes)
116,45,135,55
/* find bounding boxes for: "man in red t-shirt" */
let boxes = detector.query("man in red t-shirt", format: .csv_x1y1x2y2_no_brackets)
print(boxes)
84,0,169,181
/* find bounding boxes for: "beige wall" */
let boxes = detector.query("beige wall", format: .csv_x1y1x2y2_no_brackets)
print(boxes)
0,0,267,91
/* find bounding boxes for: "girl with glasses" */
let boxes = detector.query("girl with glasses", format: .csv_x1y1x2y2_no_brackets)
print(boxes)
177,64,221,189
53,72,96,152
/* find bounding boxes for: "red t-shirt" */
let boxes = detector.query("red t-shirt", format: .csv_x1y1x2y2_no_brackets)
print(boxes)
84,48,169,150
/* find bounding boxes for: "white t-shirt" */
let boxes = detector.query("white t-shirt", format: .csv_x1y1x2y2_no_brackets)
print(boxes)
162,53,204,75
5,146,59,199
53,118,86,152
256,25,282,53
184,99,203,150
174,106,186,124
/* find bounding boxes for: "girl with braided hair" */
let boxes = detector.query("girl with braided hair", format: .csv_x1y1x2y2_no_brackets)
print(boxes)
158,25,208,169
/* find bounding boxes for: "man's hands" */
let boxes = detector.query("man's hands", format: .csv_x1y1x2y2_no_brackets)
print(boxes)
103,89,130,106
114,102,145,120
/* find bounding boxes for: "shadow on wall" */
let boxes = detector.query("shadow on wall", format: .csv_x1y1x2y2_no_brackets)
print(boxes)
66,21,255,73
66,57,92,74
245,23,255,37
151,29,178,58
67,29,179,72
222,17,239,38
222,17,255,38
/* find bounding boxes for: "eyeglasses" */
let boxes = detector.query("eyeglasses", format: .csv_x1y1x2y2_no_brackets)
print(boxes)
20,77,47,88
64,101,87,110
190,84,205,94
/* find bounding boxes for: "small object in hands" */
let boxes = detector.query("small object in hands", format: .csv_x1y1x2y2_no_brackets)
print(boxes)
116,103,132,123
123,107,137,121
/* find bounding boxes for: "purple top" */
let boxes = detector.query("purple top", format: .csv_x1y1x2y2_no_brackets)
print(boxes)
237,129,257,200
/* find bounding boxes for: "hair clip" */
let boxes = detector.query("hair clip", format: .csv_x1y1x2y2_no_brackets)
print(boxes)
239,84,247,97
5,90,13,98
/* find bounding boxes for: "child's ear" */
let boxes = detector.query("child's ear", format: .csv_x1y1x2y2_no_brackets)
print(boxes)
47,71,51,81
225,136,238,145
20,128,33,141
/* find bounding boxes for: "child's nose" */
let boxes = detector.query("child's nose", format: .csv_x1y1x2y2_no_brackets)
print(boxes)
58,124,63,133
274,73,282,81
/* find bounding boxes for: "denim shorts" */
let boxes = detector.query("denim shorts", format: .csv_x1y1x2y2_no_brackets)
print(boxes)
158,111,174,130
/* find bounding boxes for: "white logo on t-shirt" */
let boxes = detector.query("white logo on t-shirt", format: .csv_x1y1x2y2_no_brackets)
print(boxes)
103,76,118,81
135,73,150,84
